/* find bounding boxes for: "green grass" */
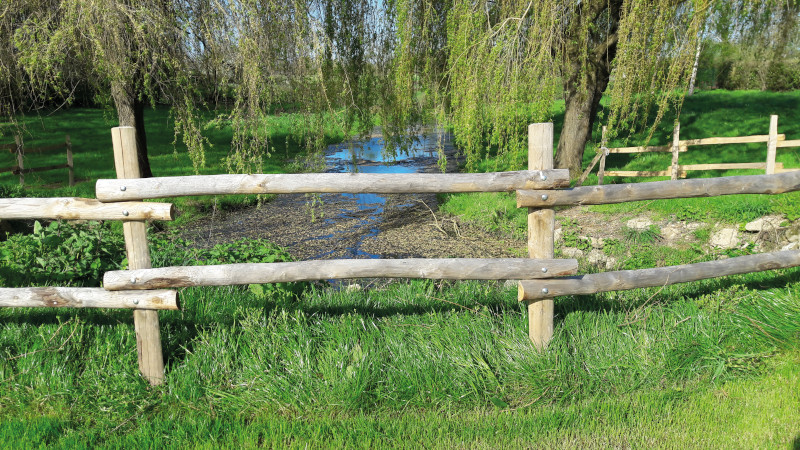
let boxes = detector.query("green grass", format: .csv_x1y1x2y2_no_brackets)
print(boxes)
1,270,799,446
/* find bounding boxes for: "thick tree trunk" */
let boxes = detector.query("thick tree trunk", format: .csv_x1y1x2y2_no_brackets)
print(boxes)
111,80,153,178
555,64,610,177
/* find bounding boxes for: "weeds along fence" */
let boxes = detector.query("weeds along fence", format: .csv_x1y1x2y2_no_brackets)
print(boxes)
1,135,75,187
578,115,800,186
2,125,800,386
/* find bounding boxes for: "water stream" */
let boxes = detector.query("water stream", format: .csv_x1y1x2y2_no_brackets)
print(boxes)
308,133,450,259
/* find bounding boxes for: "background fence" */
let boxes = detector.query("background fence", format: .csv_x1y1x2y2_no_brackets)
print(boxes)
578,115,800,186
1,135,75,187
1,125,799,385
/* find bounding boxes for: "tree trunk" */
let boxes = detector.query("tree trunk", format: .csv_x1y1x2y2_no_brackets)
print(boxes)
111,80,153,178
555,64,610,177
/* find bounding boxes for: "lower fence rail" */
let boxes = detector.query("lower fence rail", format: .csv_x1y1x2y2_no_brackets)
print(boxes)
103,258,579,290
0,287,178,310
518,250,800,301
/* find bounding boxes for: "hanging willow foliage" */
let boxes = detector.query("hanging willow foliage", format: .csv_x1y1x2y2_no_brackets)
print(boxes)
1,0,796,176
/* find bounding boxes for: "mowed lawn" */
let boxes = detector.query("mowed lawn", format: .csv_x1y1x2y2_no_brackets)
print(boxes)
1,90,800,447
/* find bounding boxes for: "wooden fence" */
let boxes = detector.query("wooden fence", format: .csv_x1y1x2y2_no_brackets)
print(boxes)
1,135,75,186
2,125,800,386
578,115,800,186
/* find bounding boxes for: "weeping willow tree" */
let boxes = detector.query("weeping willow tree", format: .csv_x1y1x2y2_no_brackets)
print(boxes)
1,0,388,176
2,0,796,178
389,0,800,175
387,0,711,174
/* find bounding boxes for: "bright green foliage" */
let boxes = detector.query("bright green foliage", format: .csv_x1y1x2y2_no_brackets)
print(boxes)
0,221,125,287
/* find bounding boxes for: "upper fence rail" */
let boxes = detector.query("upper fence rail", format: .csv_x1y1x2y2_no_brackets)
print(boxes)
95,170,569,201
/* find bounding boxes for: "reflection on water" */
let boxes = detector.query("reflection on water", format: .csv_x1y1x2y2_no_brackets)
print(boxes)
308,133,450,259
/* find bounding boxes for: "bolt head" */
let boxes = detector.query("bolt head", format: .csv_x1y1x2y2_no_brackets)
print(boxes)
130,276,136,284
122,210,129,217
133,299,139,305
541,194,549,201
542,288,549,294
541,175,548,181
541,267,548,273
120,185,127,191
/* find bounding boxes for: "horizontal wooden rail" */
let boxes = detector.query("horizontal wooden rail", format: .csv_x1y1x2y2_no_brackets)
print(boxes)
0,287,178,310
680,134,784,146
103,258,579,290
602,170,675,178
15,163,70,174
22,143,67,154
517,171,800,207
0,165,17,173
0,198,175,221
95,170,570,201
518,250,800,300
607,145,674,154
777,139,800,148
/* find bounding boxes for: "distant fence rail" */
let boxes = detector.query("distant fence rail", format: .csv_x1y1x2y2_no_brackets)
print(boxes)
578,115,800,186
1,135,75,186
2,124,800,386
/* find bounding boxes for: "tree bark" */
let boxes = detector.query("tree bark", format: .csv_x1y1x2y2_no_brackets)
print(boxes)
554,0,620,178
111,80,153,178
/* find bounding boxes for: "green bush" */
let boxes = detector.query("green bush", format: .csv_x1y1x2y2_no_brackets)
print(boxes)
0,220,125,287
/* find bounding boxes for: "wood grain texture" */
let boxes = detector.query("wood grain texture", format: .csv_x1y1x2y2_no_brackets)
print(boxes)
103,258,579,290
671,124,681,180
111,126,164,386
519,250,800,300
517,171,800,208
95,170,569,201
0,198,174,221
526,123,555,350
0,288,178,310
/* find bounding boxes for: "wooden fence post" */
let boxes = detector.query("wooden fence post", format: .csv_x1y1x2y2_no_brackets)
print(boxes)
66,135,75,186
524,123,555,350
598,126,608,186
15,136,24,186
111,126,165,385
671,122,680,180
766,115,778,175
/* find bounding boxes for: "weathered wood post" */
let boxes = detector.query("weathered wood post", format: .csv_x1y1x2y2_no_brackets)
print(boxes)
15,135,24,186
66,135,75,187
525,123,555,349
598,126,608,186
111,126,165,385
766,115,778,175
670,122,681,180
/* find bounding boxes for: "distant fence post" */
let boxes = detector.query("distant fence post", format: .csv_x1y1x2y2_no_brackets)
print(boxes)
525,123,555,350
598,126,608,186
15,136,24,186
671,122,680,180
767,115,778,175
66,135,75,186
111,126,165,385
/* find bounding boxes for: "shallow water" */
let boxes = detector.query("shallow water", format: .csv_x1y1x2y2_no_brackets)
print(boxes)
305,133,451,259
